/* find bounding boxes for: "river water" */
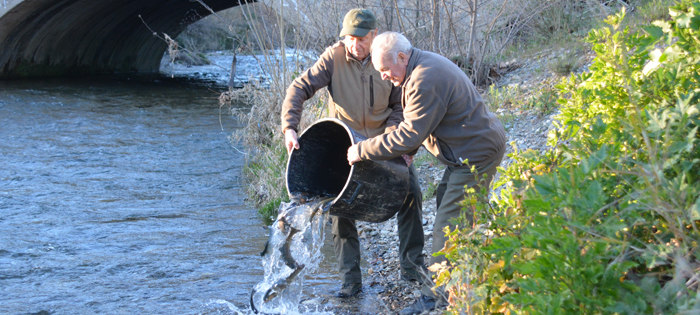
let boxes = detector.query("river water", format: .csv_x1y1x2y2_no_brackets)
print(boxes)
0,74,344,314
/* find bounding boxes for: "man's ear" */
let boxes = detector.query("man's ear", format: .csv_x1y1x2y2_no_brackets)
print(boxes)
397,52,406,64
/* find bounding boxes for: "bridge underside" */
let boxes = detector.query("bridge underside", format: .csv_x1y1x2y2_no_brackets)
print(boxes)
0,0,248,78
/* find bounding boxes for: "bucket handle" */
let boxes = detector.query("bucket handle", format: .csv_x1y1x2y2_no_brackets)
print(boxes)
343,180,363,204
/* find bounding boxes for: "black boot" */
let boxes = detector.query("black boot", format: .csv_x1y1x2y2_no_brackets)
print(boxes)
335,282,362,298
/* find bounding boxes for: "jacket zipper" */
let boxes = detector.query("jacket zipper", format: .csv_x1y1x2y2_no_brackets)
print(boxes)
369,75,374,108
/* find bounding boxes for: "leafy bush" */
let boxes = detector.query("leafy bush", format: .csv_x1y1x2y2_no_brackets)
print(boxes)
546,49,586,76
484,82,559,118
484,85,526,113
436,1,700,314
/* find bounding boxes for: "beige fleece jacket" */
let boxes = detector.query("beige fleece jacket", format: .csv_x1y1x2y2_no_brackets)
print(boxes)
281,41,403,138
357,48,507,167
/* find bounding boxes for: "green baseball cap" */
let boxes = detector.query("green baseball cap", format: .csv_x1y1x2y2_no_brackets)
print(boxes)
339,9,377,38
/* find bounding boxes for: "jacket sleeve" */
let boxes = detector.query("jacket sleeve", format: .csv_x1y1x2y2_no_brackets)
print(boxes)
280,47,335,133
358,85,445,160
383,85,403,134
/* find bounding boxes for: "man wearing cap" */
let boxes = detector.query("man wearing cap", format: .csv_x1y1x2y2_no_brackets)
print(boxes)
347,31,507,314
280,9,426,298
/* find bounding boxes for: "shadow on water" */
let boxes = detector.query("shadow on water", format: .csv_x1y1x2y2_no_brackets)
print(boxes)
0,74,387,314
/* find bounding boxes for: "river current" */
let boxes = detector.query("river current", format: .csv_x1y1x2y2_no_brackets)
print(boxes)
0,74,342,314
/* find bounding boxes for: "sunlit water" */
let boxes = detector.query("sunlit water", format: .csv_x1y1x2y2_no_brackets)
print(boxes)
0,76,344,315
251,196,334,314
160,50,318,87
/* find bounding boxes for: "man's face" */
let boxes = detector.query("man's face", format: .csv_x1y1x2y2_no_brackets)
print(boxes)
372,52,408,86
343,30,375,60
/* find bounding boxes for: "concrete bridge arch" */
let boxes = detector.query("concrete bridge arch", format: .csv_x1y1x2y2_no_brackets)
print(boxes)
0,0,249,78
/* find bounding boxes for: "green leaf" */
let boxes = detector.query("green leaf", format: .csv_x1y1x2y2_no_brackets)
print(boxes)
523,198,551,211
643,25,664,39
515,262,538,275
676,13,692,28
667,140,691,154
592,117,608,135
690,15,700,30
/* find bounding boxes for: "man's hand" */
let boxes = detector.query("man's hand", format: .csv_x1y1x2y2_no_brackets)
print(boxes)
402,154,414,167
284,129,300,154
347,144,361,165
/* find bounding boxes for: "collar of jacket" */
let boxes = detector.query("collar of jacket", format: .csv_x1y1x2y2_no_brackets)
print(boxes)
401,47,422,88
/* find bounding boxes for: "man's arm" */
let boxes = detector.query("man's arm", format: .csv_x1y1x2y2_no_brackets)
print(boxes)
383,85,417,164
383,85,403,134
354,87,446,161
280,45,336,153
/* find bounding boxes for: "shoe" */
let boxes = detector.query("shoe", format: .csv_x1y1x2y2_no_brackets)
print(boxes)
335,282,362,298
399,295,436,315
400,268,422,283
401,268,429,284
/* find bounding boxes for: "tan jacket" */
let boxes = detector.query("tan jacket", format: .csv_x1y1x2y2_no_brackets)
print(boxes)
281,41,403,138
357,48,507,167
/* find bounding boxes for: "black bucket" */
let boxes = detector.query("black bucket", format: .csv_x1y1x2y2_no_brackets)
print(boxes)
286,118,410,223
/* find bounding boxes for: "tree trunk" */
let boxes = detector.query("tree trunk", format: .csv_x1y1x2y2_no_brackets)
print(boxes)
465,0,478,71
431,0,441,53
383,2,394,31
392,0,406,34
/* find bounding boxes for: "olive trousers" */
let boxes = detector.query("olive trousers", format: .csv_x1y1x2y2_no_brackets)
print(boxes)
332,165,425,285
421,148,505,299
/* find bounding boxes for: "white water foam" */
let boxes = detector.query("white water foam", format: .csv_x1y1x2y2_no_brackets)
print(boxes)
249,196,335,314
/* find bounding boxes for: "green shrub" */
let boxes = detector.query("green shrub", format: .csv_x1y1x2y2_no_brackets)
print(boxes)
484,82,559,118
436,1,700,314
546,49,585,76
484,85,526,113
527,84,559,115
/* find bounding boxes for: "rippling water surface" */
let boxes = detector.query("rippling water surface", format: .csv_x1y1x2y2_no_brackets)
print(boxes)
0,76,344,315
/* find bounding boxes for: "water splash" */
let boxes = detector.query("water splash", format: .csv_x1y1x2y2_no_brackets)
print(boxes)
250,195,335,314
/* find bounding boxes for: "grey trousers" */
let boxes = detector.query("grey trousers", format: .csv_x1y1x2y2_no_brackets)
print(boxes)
421,147,505,298
332,164,425,285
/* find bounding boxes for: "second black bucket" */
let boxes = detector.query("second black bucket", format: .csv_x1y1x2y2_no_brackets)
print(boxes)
286,118,410,223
